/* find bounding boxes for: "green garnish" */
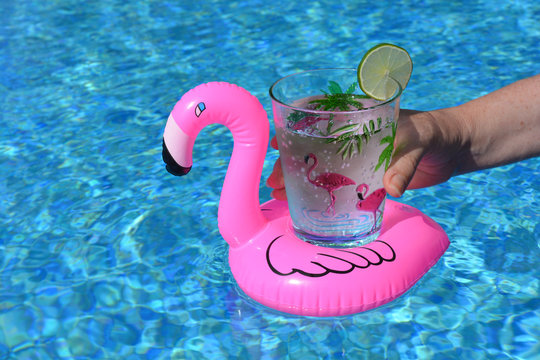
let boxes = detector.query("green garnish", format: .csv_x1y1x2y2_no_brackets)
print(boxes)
325,117,384,160
308,81,369,111
286,110,308,126
284,80,396,163
375,121,397,171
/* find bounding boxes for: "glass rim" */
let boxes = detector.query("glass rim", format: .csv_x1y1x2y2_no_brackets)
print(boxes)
268,68,402,114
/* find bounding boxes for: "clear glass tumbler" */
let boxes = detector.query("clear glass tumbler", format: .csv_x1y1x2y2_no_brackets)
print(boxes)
269,68,401,247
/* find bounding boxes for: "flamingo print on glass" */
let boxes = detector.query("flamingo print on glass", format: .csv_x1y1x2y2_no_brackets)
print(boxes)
304,153,356,216
270,69,401,247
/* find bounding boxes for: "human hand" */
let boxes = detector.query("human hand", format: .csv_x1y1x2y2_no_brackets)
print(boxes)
267,109,466,200
382,109,466,197
266,137,287,201
387,75,540,195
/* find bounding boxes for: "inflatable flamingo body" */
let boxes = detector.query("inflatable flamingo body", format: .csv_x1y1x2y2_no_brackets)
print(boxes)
163,82,449,317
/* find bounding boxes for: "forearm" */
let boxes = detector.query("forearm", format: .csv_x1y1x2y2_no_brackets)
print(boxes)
437,74,540,174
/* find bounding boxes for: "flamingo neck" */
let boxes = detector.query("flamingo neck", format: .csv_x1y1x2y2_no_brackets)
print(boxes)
307,155,318,184
217,131,269,248
175,82,270,248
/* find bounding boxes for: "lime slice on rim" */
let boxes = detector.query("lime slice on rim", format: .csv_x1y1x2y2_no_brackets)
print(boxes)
357,43,413,101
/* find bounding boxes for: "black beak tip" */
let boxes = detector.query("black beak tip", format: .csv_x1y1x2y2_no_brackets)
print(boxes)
162,139,191,176
165,163,191,176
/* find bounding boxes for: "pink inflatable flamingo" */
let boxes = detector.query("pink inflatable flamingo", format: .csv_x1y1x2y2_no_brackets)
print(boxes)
304,153,356,215
356,184,387,232
162,82,449,316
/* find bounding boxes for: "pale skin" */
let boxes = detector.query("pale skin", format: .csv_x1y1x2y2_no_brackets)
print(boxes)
267,74,540,200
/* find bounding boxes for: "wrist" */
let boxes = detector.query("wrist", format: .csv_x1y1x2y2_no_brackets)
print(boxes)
426,107,473,175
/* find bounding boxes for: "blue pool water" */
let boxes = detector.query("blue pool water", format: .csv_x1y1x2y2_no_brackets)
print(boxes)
1,0,539,358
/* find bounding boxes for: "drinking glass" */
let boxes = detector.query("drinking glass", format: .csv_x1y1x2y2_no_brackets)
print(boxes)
269,68,401,247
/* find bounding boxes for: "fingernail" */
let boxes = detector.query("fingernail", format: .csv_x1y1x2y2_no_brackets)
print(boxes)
390,173,407,197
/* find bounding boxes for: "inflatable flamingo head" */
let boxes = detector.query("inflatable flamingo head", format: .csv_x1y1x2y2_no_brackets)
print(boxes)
162,82,269,176
162,81,269,247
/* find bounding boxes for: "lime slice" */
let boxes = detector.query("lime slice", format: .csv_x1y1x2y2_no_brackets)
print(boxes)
357,43,413,101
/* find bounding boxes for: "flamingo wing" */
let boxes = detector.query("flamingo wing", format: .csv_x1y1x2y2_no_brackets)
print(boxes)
358,188,387,209
266,236,396,278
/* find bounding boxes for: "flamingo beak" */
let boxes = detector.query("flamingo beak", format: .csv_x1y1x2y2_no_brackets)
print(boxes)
162,114,195,176
162,139,191,176
304,155,310,163
357,192,364,201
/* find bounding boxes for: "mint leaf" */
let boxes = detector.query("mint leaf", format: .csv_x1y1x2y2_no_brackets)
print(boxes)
328,81,343,95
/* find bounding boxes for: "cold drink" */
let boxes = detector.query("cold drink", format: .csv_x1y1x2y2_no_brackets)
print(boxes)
270,69,401,247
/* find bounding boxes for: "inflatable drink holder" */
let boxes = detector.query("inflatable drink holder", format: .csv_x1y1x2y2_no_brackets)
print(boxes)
162,82,449,317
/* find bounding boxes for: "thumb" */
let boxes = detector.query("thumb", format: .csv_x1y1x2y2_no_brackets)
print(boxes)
383,146,424,197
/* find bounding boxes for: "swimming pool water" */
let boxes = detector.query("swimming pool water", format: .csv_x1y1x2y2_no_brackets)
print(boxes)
1,0,539,359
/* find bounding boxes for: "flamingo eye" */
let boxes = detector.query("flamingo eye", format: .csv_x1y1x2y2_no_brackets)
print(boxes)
195,102,206,117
